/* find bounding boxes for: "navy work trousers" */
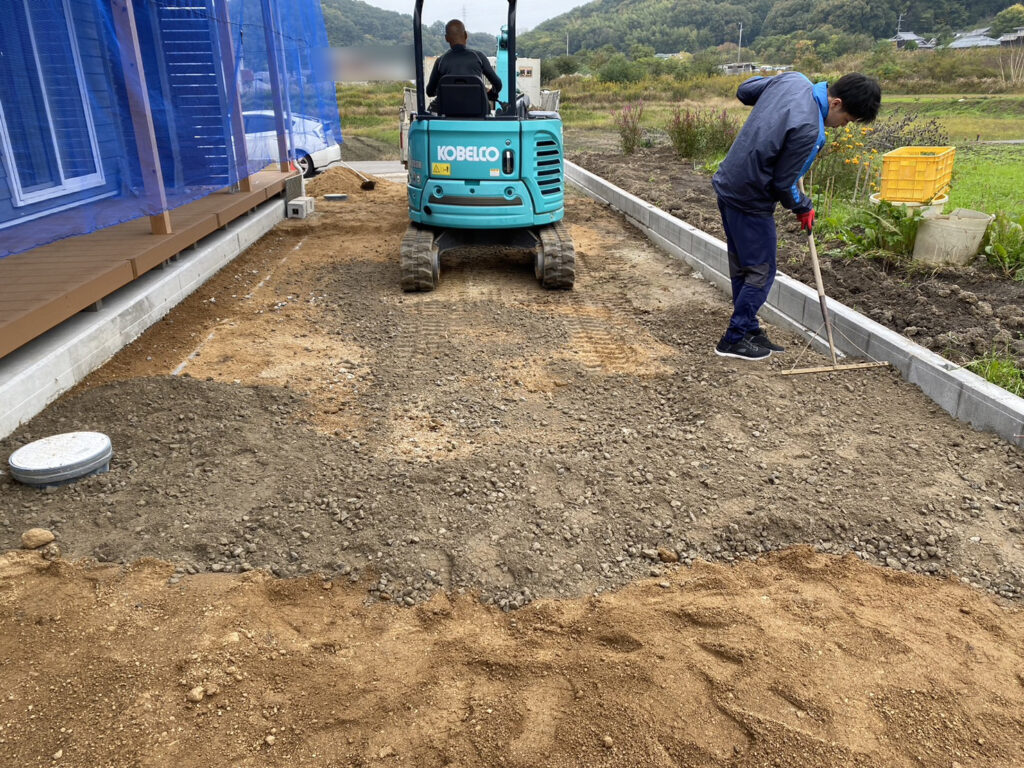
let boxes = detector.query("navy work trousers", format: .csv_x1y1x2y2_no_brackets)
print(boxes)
717,197,777,344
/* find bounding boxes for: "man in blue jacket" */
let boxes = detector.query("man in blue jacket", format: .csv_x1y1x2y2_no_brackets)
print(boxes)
711,72,881,361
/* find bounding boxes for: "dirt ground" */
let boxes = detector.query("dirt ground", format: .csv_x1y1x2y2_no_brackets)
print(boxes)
2,547,1023,768
2,166,1024,766
572,145,1024,367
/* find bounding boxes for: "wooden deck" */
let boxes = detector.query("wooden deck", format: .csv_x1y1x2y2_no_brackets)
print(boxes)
0,170,295,360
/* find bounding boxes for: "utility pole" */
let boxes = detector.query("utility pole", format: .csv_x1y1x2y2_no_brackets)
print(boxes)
737,22,743,62
566,30,569,56
897,12,904,35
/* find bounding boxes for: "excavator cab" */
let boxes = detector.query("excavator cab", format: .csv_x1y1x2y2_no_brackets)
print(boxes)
401,0,575,291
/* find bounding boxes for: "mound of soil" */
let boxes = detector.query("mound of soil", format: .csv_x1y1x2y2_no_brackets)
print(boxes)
571,145,1024,367
1,547,1022,768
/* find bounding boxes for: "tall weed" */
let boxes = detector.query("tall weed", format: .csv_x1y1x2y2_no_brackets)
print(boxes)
611,100,646,155
666,107,738,162
983,211,1024,280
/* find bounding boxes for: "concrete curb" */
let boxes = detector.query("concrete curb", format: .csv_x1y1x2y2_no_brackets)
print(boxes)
565,160,1024,449
0,199,285,441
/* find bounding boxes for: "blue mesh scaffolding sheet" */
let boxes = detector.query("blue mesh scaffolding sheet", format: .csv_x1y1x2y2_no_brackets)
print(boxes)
0,0,341,259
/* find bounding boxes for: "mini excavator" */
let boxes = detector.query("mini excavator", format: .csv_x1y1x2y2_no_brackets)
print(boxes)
400,0,575,291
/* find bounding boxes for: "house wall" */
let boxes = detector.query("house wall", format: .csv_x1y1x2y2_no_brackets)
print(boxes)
0,0,127,235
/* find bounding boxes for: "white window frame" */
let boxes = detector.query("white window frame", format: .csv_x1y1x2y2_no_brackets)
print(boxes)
0,0,105,208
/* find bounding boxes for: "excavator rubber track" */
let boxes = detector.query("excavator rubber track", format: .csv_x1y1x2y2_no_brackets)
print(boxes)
535,221,575,290
400,223,439,292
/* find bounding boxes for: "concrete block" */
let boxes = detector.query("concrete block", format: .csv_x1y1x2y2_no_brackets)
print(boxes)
648,208,677,243
953,368,1024,440
864,327,916,377
906,354,964,417
828,313,874,361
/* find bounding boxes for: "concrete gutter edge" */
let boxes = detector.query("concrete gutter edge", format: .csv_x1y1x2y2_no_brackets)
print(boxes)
0,198,286,441
565,160,1024,449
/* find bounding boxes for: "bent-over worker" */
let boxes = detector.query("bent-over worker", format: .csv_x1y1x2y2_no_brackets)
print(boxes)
711,72,881,361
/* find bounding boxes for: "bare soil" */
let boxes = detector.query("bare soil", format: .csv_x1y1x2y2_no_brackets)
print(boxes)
2,166,1024,766
2,547,1023,768
572,145,1024,367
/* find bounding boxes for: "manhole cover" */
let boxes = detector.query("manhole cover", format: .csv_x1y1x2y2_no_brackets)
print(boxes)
8,432,113,488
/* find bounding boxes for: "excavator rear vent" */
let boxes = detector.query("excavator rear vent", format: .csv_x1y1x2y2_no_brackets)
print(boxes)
535,138,563,196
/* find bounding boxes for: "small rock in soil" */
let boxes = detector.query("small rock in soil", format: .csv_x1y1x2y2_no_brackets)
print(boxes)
21,528,55,549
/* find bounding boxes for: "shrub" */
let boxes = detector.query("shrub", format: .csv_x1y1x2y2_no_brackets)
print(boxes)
838,201,923,261
983,211,1024,280
611,100,646,155
666,107,739,162
598,54,642,84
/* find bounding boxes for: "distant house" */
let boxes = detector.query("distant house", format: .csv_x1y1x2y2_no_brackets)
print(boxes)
720,62,759,75
999,27,1024,46
890,31,926,48
948,34,1001,49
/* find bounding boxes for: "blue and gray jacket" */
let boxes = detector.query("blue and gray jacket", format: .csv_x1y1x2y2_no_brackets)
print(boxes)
712,72,829,216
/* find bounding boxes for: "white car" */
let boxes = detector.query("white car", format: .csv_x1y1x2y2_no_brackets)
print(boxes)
242,110,342,177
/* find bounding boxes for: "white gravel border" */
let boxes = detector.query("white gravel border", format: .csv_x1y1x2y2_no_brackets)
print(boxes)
565,160,1024,450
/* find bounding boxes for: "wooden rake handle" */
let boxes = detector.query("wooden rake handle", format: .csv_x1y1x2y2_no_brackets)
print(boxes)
798,179,838,366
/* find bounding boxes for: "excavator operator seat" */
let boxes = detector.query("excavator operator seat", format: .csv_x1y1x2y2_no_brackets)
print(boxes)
436,74,490,118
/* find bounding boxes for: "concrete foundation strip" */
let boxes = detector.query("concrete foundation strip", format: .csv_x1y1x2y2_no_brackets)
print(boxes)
0,200,286,441
565,160,1024,449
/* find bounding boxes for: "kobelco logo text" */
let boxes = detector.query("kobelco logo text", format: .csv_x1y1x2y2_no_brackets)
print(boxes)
436,145,500,163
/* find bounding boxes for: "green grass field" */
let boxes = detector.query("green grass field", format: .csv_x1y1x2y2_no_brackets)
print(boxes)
880,95,1024,142
948,145,1024,216
337,82,406,149
332,79,1024,157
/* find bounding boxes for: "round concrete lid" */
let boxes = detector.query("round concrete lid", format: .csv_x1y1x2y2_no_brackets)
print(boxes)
9,432,113,486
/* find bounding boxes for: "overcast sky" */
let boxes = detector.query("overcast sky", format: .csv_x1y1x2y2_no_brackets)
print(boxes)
363,1,587,36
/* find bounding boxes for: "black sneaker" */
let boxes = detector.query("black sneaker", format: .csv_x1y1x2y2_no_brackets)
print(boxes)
745,329,785,352
715,336,771,361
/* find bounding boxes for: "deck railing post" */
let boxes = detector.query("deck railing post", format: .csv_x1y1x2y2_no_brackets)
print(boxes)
259,0,291,173
212,0,252,192
111,0,173,235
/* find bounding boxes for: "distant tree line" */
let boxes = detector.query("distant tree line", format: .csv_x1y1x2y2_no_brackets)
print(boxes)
320,0,495,57
517,0,1012,60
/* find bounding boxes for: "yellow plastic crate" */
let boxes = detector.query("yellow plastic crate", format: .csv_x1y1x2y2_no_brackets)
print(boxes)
879,146,955,203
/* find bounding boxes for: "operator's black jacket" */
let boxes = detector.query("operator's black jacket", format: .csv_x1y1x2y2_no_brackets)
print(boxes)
426,44,502,98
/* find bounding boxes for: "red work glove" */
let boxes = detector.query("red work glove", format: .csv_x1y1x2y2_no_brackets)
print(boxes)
797,208,815,233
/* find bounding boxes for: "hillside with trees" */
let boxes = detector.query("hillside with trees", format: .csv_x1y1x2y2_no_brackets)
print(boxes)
320,0,492,56
517,0,1011,59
